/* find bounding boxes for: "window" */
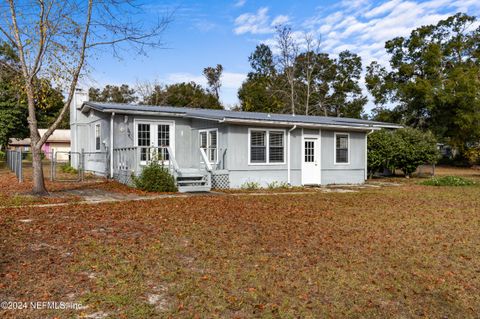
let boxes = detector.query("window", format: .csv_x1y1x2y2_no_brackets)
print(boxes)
249,129,285,164
137,123,150,161
250,130,266,163
200,129,218,163
269,131,284,163
158,124,170,160
304,140,315,162
94,123,101,151
335,133,349,164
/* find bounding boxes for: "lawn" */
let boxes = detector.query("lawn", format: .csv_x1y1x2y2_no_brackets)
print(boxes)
0,167,479,318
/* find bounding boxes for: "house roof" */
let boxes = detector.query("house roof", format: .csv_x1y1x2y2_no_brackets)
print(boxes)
81,102,402,130
8,129,71,146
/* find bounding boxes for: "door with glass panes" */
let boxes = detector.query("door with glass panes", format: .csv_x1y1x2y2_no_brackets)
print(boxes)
302,136,321,184
135,121,174,165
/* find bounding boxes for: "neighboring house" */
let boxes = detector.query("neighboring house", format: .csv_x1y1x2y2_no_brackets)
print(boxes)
70,90,401,192
8,129,71,161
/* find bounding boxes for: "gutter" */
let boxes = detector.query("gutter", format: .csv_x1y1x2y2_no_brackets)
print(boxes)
110,113,115,178
365,129,375,181
220,118,383,131
287,125,297,185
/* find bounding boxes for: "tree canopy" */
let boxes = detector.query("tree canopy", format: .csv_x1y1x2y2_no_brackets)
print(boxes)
238,28,367,118
0,42,65,148
366,13,480,149
89,84,137,104
142,82,223,109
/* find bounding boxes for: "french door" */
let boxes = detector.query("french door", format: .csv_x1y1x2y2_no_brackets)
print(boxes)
136,121,174,164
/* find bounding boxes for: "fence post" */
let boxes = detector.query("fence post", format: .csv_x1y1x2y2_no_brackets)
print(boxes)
52,149,56,181
81,148,85,181
18,149,23,182
50,150,54,181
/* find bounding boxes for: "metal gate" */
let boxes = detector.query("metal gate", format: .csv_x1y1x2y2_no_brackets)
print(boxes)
51,151,82,182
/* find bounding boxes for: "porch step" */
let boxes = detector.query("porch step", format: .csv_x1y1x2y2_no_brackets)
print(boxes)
176,168,211,193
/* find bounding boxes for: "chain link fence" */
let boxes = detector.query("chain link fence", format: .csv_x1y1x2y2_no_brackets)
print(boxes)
5,149,108,183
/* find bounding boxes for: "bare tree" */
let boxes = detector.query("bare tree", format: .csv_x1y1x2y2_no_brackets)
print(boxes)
203,64,223,100
275,25,299,115
0,0,171,194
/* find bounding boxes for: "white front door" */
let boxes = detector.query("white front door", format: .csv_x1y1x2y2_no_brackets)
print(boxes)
136,121,174,165
302,137,321,185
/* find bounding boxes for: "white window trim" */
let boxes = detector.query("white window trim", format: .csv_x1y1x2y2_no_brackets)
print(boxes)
334,132,350,165
133,119,176,164
248,128,286,165
94,122,101,152
199,128,219,164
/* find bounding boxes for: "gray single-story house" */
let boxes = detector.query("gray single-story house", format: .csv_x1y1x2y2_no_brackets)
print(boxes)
70,90,401,192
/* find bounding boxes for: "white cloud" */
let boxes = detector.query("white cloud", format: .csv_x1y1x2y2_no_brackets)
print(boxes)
271,15,290,26
234,7,273,35
233,8,291,35
234,0,246,8
234,0,480,112
364,0,402,18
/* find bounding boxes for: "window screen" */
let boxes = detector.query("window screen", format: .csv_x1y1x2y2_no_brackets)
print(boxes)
336,134,349,163
269,131,284,163
250,130,266,163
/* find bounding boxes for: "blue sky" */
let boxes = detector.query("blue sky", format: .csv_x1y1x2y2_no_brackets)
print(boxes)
86,0,480,111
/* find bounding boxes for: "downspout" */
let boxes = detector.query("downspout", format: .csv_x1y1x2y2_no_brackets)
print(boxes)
110,112,115,178
365,128,375,181
287,125,297,185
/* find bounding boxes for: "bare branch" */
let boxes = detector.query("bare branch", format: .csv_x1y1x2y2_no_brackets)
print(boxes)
37,0,94,148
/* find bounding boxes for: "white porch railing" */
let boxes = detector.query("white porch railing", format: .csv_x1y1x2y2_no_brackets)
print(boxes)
112,146,180,182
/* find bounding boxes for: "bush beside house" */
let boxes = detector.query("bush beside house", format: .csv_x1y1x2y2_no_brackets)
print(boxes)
368,128,439,177
132,161,177,192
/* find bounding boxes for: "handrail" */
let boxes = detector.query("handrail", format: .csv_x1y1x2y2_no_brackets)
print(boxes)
199,148,213,171
166,146,180,172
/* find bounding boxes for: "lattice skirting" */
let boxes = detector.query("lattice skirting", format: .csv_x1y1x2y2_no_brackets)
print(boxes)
211,173,230,189
113,170,134,186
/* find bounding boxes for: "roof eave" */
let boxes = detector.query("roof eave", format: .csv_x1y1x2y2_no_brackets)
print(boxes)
220,118,382,131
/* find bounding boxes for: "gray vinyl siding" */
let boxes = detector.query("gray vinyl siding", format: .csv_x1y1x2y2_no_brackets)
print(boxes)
321,130,366,184
73,106,368,187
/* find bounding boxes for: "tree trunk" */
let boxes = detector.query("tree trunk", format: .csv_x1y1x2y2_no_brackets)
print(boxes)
31,146,48,195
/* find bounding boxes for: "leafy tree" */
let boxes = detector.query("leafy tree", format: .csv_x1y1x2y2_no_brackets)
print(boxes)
368,128,438,177
89,84,137,103
143,82,222,109
238,44,283,113
238,44,366,118
366,13,480,149
203,64,223,100
367,130,397,177
329,51,367,118
0,42,65,148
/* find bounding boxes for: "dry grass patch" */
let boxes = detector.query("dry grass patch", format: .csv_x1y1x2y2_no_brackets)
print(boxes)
0,167,480,318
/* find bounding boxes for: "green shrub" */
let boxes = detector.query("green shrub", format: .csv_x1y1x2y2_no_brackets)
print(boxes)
267,181,289,189
420,176,475,186
132,161,177,192
241,181,261,190
464,146,480,166
0,151,5,161
368,128,439,177
60,163,77,174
